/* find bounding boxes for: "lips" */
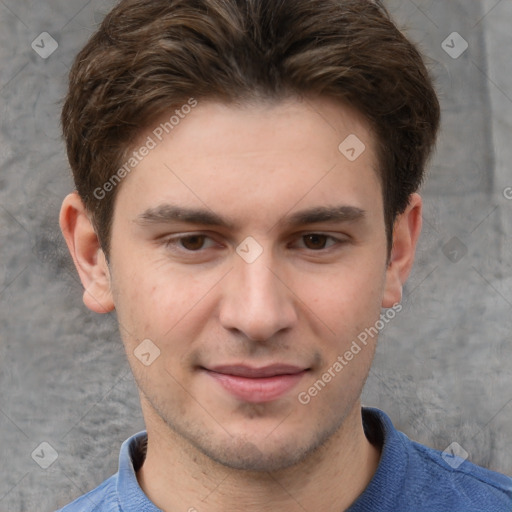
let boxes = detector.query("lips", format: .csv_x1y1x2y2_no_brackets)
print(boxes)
202,364,308,403
209,364,306,378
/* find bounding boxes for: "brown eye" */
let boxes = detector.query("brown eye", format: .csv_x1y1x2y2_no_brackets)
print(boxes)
295,233,344,251
179,235,207,251
164,233,219,255
302,234,329,250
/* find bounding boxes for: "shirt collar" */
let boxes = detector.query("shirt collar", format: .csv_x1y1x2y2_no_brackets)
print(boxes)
347,407,409,511
117,430,161,511
115,407,400,511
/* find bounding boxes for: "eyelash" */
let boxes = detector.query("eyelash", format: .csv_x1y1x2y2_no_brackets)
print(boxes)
162,232,346,254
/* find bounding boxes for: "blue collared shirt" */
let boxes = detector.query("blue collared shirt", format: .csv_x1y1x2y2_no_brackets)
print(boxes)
56,407,512,512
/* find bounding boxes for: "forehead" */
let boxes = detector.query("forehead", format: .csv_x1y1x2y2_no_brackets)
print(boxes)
114,96,382,228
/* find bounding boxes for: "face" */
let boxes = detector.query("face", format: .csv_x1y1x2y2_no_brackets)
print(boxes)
106,97,393,471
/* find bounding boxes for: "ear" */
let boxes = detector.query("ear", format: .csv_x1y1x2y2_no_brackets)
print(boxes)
382,193,422,308
59,192,115,314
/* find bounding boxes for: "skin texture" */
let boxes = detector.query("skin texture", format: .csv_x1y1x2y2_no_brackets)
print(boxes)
60,96,422,511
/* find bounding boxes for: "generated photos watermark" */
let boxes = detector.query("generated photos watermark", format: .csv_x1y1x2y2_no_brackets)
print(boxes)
298,303,402,405
93,98,198,200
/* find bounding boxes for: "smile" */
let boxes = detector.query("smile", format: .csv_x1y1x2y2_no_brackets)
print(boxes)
202,364,309,403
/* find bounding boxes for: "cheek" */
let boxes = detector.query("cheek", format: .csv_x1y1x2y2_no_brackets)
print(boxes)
111,265,209,392
111,259,218,344
302,258,386,337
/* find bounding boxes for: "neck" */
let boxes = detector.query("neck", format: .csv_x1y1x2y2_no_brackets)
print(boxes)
136,402,381,512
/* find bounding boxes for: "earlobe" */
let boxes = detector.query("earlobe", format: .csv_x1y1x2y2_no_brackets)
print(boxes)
59,192,115,314
382,193,422,309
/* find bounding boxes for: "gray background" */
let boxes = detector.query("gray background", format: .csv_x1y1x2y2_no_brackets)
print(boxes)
0,0,511,510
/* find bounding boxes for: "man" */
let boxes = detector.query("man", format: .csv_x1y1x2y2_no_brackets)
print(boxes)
57,0,512,510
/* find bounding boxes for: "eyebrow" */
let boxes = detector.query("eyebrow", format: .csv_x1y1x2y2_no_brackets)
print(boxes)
135,204,366,230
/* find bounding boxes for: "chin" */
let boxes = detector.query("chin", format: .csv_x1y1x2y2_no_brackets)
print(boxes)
194,437,313,472
178,417,343,473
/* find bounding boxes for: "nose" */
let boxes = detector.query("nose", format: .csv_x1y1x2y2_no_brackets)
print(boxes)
218,248,298,342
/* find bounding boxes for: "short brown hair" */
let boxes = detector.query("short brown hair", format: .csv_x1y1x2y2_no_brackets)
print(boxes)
61,0,440,258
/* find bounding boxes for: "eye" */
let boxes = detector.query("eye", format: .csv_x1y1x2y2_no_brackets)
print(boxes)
162,232,345,255
295,233,343,251
164,234,218,252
